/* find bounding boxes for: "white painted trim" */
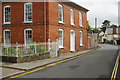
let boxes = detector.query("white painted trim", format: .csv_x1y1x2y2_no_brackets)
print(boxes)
58,4,63,23
59,29,64,48
4,29,11,46
24,28,32,45
24,3,32,23
58,21,64,24
4,6,11,24
23,21,33,24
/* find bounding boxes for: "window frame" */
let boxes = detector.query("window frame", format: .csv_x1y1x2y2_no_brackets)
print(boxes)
4,29,11,46
58,4,63,24
70,9,74,26
4,6,11,24
79,12,83,27
24,3,32,23
80,31,83,46
59,29,64,48
24,28,33,45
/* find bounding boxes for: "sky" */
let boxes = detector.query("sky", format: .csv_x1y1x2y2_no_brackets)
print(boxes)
71,0,120,28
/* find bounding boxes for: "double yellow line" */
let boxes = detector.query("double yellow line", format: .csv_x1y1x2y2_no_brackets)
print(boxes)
111,52,120,80
5,47,102,80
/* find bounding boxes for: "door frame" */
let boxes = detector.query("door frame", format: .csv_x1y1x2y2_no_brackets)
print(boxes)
70,30,75,51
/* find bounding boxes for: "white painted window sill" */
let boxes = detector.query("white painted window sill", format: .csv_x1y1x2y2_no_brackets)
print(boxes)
23,21,33,24
59,46,64,49
80,44,84,47
3,22,11,25
79,25,83,28
71,24,75,26
59,21,64,24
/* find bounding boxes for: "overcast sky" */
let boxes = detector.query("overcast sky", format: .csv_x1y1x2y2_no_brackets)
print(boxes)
71,0,120,28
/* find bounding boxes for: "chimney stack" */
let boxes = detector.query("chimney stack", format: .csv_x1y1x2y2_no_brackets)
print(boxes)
113,26,116,34
95,18,97,29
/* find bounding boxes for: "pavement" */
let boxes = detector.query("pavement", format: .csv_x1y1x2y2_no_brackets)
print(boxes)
3,44,119,79
0,45,100,78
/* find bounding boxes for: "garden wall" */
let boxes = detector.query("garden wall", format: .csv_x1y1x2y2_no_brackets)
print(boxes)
1,52,50,63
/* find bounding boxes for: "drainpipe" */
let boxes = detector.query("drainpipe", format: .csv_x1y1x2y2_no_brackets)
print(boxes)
44,0,46,51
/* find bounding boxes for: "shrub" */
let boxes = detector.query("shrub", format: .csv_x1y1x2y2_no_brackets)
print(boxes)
2,47,16,56
36,46,45,53
8,47,16,56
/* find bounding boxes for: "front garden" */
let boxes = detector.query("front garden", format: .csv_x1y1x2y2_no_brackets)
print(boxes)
1,43,50,63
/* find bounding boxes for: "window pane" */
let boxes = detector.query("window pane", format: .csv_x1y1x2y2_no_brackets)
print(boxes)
4,6,10,23
59,30,63,47
4,30,10,45
80,31,83,45
25,29,32,44
71,9,74,25
58,4,63,22
79,12,82,26
25,3,32,22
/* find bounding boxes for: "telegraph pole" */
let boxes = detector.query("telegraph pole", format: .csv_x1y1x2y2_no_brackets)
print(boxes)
95,18,97,29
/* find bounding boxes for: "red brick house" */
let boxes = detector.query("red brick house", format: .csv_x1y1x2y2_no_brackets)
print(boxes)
2,2,89,53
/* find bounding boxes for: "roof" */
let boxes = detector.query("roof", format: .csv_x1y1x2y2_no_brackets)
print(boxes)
62,2,89,12
1,0,89,12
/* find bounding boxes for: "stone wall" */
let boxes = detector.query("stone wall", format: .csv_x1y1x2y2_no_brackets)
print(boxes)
1,52,50,63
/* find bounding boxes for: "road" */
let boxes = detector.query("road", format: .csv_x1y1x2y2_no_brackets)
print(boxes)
7,44,120,79
117,56,120,79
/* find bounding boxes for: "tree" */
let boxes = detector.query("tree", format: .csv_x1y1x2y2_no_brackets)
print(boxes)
93,28,98,33
101,20,110,32
87,21,92,31
102,20,110,28
110,24,118,28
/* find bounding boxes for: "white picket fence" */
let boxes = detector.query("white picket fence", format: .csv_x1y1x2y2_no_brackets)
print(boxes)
1,39,59,58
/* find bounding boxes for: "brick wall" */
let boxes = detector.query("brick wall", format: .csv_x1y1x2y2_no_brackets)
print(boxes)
2,2,88,53
48,2,88,53
2,2,49,44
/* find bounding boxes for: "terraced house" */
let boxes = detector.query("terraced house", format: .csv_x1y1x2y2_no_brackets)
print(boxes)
2,1,89,53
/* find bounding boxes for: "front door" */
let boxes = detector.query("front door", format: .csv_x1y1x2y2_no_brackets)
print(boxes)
70,30,75,51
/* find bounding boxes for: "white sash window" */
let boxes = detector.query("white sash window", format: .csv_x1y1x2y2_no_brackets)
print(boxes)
24,3,32,23
79,12,83,27
4,6,11,24
70,9,74,26
4,29,11,46
58,4,63,23
59,29,64,48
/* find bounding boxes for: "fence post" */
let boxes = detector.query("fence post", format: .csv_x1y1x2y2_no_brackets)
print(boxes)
7,47,8,56
56,39,58,57
48,39,50,51
16,42,18,57
35,42,37,54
